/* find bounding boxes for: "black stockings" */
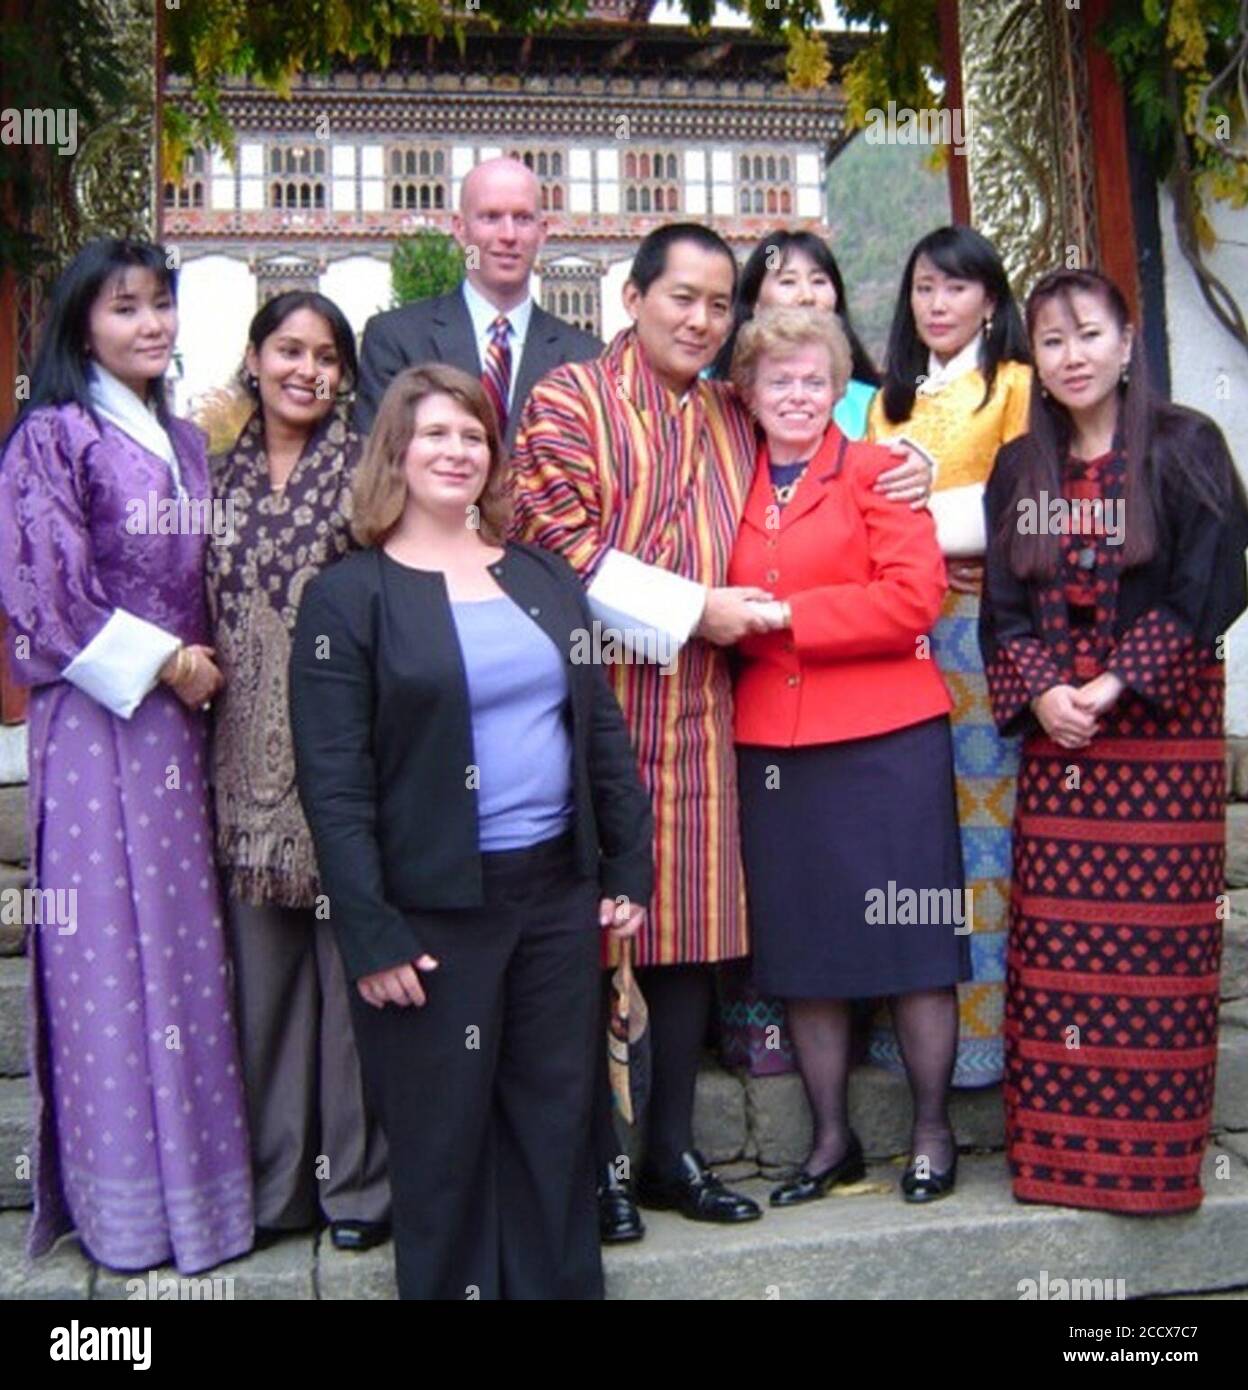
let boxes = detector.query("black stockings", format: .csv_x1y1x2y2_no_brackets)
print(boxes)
888,987,958,1172
786,986,959,1173
787,998,854,1170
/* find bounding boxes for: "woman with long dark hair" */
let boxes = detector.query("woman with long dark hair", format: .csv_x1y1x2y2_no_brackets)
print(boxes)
865,225,1032,1104
206,291,390,1252
981,268,1248,1212
0,238,253,1272
712,229,880,438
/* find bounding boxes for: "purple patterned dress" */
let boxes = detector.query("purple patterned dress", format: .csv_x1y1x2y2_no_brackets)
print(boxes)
0,404,253,1273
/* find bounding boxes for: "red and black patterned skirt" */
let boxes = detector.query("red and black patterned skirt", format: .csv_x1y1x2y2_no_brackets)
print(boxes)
1004,668,1225,1214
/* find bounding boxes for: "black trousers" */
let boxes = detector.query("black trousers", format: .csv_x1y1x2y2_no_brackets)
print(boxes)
348,832,604,1301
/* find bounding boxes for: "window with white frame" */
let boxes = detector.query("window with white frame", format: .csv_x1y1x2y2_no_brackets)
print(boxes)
267,145,328,210
163,149,208,210
506,147,567,212
737,150,793,216
622,149,681,215
387,146,450,211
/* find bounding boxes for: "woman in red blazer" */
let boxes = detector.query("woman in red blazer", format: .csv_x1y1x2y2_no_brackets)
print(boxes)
729,306,969,1206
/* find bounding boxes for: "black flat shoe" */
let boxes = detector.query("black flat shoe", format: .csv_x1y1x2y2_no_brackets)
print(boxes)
636,1150,762,1224
901,1152,958,1203
329,1219,391,1252
598,1165,645,1244
770,1134,867,1208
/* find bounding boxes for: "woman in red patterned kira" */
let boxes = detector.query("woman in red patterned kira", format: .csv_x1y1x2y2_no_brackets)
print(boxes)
981,267,1248,1213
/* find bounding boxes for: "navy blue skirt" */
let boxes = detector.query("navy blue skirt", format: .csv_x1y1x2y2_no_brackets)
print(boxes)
739,716,971,999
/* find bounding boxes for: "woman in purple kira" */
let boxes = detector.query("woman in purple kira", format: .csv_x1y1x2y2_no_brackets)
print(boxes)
0,239,253,1273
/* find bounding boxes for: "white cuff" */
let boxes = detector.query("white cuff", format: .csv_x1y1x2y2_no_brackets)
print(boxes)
929,482,986,558
587,548,708,656
62,609,183,719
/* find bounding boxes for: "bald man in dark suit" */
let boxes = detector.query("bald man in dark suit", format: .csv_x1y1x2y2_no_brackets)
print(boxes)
354,157,601,451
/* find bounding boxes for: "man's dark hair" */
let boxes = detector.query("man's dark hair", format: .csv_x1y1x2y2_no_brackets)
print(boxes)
627,223,738,296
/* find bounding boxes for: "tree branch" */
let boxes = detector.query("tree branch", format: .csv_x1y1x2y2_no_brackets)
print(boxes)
1166,61,1248,357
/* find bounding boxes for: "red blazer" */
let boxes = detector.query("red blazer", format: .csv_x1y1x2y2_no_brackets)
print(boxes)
728,424,953,747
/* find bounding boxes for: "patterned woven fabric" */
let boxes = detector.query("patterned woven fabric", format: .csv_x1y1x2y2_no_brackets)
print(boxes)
867,588,1017,1086
863,361,1032,1088
1002,678,1223,1213
988,451,1225,1212
716,964,797,1076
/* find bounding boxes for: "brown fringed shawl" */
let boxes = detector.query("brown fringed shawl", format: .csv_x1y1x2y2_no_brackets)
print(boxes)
207,404,358,907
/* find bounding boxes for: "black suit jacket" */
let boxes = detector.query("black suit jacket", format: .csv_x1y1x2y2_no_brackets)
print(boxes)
353,286,602,454
289,540,653,981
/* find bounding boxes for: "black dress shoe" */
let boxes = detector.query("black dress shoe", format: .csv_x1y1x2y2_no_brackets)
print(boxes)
329,1219,391,1252
636,1150,762,1224
598,1166,645,1244
901,1151,958,1203
770,1134,867,1208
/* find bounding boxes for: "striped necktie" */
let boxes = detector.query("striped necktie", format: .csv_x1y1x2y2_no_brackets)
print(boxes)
481,314,512,437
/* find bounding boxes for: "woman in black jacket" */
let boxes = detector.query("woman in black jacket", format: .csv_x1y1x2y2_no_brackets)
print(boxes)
289,363,652,1299
980,268,1248,1214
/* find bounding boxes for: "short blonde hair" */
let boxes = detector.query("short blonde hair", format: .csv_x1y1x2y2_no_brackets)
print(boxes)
351,363,511,547
730,305,853,402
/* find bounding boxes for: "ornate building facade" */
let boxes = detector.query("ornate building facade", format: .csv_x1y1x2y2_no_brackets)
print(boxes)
162,12,859,408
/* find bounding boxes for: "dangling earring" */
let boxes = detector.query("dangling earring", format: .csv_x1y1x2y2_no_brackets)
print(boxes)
1039,381,1050,399
983,315,994,336
1119,363,1130,387
247,373,259,392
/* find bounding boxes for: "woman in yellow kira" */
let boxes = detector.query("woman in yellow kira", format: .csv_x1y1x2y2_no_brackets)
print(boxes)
866,225,1032,1099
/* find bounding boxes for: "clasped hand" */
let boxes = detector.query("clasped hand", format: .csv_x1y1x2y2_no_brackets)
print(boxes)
160,643,225,710
1032,672,1124,749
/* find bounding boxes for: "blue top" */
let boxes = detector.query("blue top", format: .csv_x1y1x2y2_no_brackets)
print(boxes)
834,378,876,441
450,595,575,852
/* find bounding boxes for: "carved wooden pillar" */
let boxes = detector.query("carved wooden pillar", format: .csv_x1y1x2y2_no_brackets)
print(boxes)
52,0,160,259
954,0,1107,296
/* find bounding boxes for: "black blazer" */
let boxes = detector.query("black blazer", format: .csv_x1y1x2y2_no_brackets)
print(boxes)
352,286,602,453
289,540,653,981
981,412,1248,737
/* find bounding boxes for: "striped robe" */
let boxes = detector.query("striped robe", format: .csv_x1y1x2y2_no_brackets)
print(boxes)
509,329,756,966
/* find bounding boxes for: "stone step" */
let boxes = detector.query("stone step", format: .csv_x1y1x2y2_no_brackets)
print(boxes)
0,725,27,789
0,957,26,1077
0,1011,1243,1215
0,1076,33,1210
3,1140,1246,1300
605,1139,1248,1300
1230,804,1248,887
0,863,29,957
0,784,26,866
692,1014,1248,1170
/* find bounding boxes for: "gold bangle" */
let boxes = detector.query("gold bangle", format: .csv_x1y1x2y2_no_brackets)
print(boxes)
169,645,192,685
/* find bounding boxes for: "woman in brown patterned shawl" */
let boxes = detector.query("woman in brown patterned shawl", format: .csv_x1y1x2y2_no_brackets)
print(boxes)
206,291,390,1251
